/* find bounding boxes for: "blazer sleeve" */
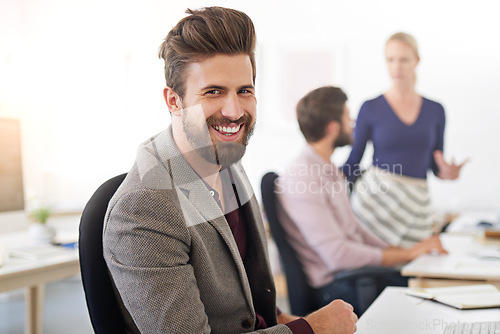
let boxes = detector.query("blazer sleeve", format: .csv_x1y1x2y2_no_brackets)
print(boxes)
103,188,212,333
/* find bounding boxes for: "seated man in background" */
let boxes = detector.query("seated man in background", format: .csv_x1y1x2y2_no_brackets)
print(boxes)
276,86,447,313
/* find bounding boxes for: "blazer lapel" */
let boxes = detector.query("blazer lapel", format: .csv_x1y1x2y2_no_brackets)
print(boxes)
174,171,256,315
146,126,256,311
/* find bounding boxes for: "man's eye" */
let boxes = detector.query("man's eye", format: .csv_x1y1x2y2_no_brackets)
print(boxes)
239,89,253,95
206,90,222,95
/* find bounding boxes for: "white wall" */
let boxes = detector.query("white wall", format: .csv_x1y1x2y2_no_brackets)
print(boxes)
1,0,499,228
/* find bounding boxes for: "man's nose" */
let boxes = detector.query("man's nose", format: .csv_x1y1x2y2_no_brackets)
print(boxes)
221,93,244,121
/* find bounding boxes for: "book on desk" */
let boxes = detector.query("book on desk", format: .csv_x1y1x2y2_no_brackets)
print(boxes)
406,284,500,310
8,244,76,260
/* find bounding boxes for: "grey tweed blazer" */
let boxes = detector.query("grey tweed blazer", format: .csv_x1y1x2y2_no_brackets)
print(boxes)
103,127,291,334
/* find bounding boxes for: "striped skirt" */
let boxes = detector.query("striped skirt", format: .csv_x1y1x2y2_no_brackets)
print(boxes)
351,167,433,248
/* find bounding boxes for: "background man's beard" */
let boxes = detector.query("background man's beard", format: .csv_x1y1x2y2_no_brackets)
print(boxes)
182,113,255,167
334,130,352,148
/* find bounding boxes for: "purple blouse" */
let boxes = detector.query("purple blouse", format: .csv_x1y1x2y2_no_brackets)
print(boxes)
342,95,445,181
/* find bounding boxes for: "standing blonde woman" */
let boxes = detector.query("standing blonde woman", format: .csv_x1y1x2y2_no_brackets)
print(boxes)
342,32,467,248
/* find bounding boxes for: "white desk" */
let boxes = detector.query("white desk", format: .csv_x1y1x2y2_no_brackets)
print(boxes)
402,234,500,288
356,287,500,334
0,232,79,334
445,211,499,235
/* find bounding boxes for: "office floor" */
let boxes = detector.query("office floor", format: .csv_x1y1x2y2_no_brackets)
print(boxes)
0,275,93,334
0,275,290,333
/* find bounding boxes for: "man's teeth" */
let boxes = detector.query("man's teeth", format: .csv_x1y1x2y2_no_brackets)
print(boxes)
213,124,241,135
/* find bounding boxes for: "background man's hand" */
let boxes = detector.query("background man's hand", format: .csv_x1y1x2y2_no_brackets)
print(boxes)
409,235,447,260
434,150,468,180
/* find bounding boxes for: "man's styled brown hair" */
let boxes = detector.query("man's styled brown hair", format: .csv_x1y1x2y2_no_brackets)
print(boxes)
158,7,256,99
296,86,347,143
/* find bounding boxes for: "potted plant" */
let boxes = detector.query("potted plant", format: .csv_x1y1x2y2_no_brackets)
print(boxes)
28,207,56,243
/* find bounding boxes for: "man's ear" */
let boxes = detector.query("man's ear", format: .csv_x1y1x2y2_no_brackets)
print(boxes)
326,120,340,138
163,87,182,115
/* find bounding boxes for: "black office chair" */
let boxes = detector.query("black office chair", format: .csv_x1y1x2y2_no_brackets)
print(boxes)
261,172,405,316
79,173,127,333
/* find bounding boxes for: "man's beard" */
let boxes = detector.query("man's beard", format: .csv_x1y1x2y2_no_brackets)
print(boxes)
334,127,352,148
182,112,255,167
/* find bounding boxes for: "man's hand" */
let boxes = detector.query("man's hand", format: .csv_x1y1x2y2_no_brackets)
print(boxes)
409,235,448,260
434,150,468,180
304,300,358,334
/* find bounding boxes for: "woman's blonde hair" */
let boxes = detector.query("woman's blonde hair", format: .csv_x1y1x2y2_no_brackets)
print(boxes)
386,32,420,59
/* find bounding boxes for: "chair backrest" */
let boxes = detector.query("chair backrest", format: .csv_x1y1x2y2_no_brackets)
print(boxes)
260,172,317,316
79,173,127,333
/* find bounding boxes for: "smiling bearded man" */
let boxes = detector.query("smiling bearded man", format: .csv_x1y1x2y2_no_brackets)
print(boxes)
102,7,358,334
